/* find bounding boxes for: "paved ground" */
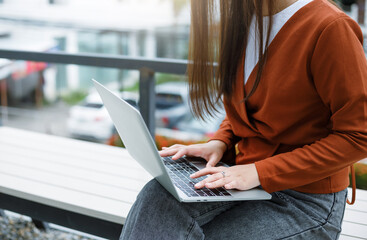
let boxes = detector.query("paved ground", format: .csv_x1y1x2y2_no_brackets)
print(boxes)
1,101,71,138
0,211,103,240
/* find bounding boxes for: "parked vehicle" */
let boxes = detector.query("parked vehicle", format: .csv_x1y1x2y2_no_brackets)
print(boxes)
0,30,56,104
155,109,226,149
176,110,226,138
155,82,190,128
67,91,138,141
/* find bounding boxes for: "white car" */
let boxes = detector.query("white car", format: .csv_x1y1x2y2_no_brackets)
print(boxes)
176,110,226,138
155,82,190,128
156,109,226,144
67,91,138,141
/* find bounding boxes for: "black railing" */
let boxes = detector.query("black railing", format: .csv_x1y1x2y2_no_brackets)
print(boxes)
0,49,188,137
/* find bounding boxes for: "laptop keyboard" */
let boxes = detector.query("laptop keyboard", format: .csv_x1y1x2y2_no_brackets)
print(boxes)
162,157,231,198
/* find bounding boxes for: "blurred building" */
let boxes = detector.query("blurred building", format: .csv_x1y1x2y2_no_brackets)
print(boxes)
1,0,366,104
0,0,190,102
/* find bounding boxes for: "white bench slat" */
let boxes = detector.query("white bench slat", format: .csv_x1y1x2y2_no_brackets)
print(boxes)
344,209,367,225
0,138,140,168
0,152,148,191
341,221,367,239
0,161,141,204
348,188,367,201
0,139,146,177
0,126,127,156
0,126,143,168
0,141,151,180
0,173,132,224
346,199,367,214
342,189,367,239
339,234,366,240
0,145,151,183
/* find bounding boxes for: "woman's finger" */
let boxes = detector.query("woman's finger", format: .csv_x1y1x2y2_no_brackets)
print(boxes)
205,176,232,189
206,153,220,168
224,180,238,190
169,144,185,149
190,166,226,179
172,148,189,160
159,144,185,153
159,148,182,157
194,172,223,189
160,145,204,159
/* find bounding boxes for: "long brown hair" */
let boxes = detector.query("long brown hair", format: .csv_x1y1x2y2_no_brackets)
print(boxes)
187,0,339,120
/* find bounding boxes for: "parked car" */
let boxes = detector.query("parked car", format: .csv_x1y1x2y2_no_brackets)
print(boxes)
155,82,190,128
67,91,138,142
176,110,226,138
155,108,226,149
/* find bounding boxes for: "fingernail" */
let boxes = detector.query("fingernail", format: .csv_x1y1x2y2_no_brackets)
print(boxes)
190,173,195,178
195,182,202,188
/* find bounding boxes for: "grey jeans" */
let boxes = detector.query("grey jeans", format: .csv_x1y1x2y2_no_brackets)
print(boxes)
120,179,348,240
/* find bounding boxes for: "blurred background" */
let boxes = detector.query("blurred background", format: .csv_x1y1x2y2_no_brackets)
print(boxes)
0,0,367,186
0,0,366,147
0,0,367,239
0,0,211,147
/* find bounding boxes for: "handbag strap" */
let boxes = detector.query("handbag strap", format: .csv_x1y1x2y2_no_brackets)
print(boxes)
347,165,356,205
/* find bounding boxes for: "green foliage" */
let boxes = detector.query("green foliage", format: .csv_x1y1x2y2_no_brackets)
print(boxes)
156,73,187,85
106,134,126,148
349,163,367,190
121,73,187,92
60,90,88,105
121,81,139,92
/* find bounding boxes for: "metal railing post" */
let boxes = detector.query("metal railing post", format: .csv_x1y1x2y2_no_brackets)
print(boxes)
139,68,156,138
358,0,366,24
0,79,8,124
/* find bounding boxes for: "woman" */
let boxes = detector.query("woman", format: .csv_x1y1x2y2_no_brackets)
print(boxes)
120,0,367,239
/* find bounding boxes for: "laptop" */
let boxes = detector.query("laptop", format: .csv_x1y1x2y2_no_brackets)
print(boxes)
92,79,272,202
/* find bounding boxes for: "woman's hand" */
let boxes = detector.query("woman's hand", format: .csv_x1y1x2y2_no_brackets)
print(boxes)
191,164,260,191
159,140,227,167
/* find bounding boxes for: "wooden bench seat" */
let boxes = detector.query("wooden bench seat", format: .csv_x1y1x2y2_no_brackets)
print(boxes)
0,126,151,239
0,127,366,239
342,189,367,239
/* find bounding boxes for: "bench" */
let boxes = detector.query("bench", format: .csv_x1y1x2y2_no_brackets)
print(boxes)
0,127,366,239
0,126,152,239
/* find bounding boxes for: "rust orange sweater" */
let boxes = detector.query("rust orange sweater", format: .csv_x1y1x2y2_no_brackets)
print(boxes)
211,0,367,194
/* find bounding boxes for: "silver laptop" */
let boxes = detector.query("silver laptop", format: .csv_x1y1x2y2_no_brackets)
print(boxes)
93,79,271,202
